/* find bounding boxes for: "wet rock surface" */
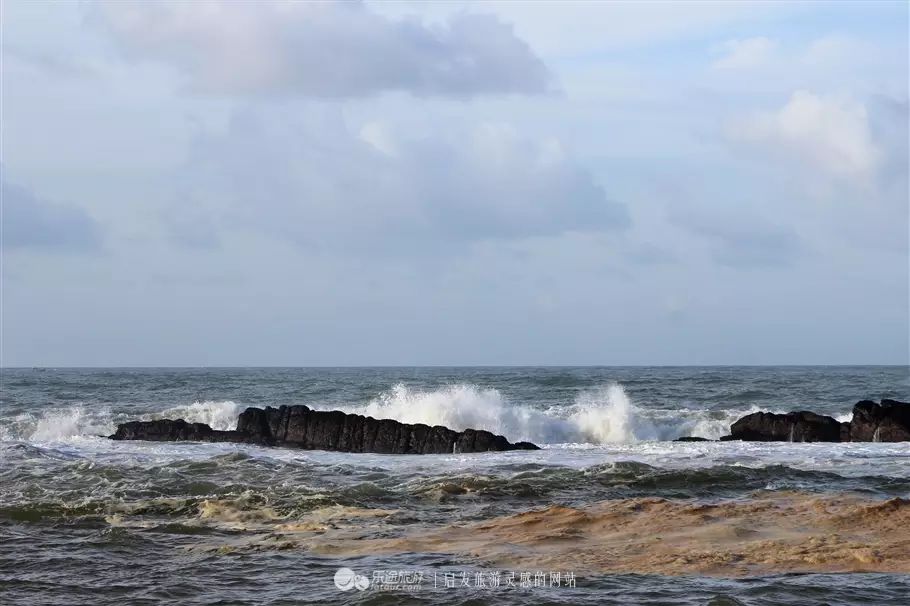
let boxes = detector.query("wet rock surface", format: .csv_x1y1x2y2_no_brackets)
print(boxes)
721,400,910,442
849,399,910,442
729,410,842,442
111,404,540,453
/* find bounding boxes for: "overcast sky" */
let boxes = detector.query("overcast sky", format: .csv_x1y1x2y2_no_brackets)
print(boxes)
2,0,908,366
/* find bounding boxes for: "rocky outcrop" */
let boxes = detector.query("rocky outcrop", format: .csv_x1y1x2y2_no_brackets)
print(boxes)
110,419,266,445
111,404,540,454
849,399,910,442
729,410,842,442
723,400,910,442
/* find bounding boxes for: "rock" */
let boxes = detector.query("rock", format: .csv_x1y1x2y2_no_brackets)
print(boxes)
111,404,540,454
512,441,540,450
729,410,841,442
674,436,711,442
848,399,910,442
839,421,851,442
109,419,264,444
724,400,910,443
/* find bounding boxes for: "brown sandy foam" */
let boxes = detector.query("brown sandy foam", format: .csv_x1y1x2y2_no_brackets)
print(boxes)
299,492,910,576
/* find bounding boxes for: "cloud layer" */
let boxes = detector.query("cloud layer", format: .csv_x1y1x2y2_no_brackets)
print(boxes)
712,37,777,70
1,178,102,252
729,91,881,183
2,0,906,365
671,205,801,268
167,110,629,252
97,1,551,97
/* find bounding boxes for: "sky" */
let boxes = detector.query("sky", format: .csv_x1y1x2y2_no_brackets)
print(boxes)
1,0,908,366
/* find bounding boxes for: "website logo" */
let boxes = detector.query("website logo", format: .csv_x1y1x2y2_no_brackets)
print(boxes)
334,567,370,591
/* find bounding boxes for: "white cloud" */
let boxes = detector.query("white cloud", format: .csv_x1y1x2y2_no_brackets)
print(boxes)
374,1,794,58
359,121,398,157
728,91,881,182
96,0,551,97
165,107,629,252
712,36,777,69
801,34,870,67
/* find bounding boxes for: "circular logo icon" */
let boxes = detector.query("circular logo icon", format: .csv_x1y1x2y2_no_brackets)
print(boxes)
334,567,357,591
335,567,370,591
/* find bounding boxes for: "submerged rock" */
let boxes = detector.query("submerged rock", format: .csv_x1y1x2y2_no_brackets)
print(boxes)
729,410,841,442
848,399,910,442
111,404,540,454
674,436,712,442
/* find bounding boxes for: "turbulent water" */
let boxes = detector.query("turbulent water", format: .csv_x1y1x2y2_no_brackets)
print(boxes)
1,366,909,605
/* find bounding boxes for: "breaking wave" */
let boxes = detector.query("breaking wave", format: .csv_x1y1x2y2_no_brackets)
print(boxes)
0,400,242,442
348,383,762,444
156,400,243,431
0,386,845,446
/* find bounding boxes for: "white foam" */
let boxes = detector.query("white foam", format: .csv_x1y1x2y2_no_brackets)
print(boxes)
2,400,243,443
835,412,853,423
357,383,574,443
344,382,768,445
28,405,113,442
4,402,906,482
567,384,638,443
3,390,856,448
154,400,243,431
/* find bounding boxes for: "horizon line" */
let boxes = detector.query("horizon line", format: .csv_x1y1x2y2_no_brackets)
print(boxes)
3,363,909,370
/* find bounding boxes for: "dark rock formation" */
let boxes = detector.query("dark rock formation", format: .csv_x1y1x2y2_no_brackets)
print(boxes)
674,436,711,442
110,418,268,445
729,411,841,442
839,421,851,442
848,399,910,442
725,400,910,443
111,404,540,454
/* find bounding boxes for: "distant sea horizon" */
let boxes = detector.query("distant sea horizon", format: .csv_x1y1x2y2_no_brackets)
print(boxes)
6,363,909,369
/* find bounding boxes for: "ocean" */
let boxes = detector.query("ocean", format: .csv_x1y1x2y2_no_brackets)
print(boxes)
1,366,908,605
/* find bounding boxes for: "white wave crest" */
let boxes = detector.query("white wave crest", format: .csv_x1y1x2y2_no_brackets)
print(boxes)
566,384,637,443
359,383,567,442
1,400,243,443
27,405,115,442
351,382,756,445
153,400,242,431
3,391,851,447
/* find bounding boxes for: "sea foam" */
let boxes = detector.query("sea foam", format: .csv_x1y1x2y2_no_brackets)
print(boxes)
156,400,243,431
2,400,243,442
2,389,816,446
346,382,757,444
